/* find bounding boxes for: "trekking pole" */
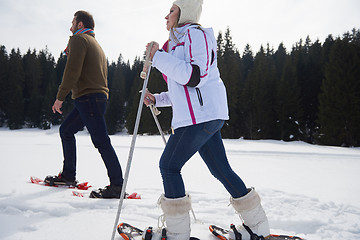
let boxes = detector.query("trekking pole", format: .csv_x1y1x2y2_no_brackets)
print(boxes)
111,42,154,240
149,103,167,145
140,89,167,145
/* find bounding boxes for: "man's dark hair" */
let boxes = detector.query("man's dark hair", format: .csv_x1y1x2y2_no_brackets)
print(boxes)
74,10,95,29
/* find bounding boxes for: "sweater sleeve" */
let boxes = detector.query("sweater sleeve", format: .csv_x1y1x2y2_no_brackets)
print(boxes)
56,36,87,101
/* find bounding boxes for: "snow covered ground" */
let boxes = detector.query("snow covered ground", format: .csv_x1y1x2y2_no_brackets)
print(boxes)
1,127,360,239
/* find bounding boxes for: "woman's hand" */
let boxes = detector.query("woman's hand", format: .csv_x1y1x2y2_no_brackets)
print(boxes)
146,41,159,61
143,89,155,106
141,42,160,78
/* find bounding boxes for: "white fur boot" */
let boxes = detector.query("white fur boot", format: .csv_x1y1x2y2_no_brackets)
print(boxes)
230,188,270,239
142,194,192,240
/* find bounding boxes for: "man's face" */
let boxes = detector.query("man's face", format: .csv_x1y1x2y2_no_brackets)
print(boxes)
70,16,80,34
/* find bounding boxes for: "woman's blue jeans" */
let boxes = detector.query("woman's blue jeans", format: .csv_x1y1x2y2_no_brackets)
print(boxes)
160,119,247,199
59,93,123,185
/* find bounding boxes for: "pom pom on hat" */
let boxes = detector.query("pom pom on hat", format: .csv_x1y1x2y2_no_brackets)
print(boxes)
173,0,203,25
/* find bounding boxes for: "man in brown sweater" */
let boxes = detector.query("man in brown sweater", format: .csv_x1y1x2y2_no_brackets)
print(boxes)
47,10,124,198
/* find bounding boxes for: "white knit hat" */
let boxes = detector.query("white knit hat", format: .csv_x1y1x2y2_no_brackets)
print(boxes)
173,0,203,25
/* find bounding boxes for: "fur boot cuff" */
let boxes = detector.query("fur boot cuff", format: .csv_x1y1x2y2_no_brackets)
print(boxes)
159,194,192,216
230,187,261,212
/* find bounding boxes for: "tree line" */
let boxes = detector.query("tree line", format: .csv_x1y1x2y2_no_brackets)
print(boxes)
0,28,359,147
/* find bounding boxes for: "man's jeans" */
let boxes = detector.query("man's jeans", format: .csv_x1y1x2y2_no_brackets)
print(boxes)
160,119,248,199
59,93,123,185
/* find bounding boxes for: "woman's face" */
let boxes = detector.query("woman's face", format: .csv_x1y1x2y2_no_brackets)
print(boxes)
165,4,180,31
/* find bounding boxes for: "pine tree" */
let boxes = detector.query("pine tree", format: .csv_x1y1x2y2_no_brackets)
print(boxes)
242,44,254,80
292,37,324,142
23,49,43,127
322,35,335,65
217,31,224,58
0,46,8,126
38,49,57,129
273,43,287,80
7,49,25,129
275,52,303,141
125,57,143,134
318,36,360,146
237,44,254,137
243,46,277,139
106,56,127,134
217,27,243,138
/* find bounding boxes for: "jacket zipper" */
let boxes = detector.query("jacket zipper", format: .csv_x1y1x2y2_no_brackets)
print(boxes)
195,88,203,106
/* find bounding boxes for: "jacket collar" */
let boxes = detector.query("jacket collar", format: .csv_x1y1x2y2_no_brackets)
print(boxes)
169,24,199,43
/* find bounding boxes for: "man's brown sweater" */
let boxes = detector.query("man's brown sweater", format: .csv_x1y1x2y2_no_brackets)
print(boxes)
56,32,109,101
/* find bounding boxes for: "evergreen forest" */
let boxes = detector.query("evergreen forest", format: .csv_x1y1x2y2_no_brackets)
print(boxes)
1,28,360,147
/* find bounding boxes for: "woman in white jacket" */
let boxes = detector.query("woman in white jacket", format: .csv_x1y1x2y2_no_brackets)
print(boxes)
143,0,270,239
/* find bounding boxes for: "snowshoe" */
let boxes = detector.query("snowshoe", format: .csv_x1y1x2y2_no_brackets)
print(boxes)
89,184,124,199
30,176,91,190
117,222,200,240
210,224,305,240
44,173,77,187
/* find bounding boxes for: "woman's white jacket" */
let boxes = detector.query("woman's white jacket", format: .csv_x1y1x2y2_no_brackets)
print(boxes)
152,24,229,130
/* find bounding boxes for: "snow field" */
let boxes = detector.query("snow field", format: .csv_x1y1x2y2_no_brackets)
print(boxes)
0,127,360,239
